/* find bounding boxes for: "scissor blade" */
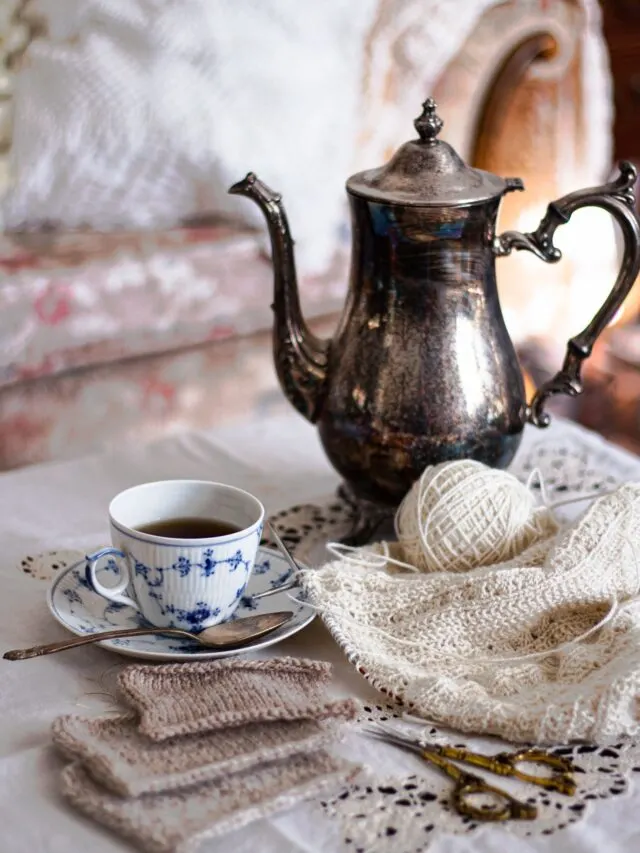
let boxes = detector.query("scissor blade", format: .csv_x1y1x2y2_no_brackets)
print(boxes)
360,725,425,756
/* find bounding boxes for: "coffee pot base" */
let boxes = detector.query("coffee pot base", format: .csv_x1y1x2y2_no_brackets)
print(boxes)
336,482,397,547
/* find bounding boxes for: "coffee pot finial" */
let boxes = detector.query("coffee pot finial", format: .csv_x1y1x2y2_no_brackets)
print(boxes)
414,97,443,143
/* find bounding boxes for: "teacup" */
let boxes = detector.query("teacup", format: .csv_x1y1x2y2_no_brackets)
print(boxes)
85,480,265,631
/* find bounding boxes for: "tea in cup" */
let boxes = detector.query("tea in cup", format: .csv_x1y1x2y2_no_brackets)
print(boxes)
85,480,265,631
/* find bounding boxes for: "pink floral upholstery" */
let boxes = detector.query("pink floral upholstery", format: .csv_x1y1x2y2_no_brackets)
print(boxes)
0,226,347,468
0,326,307,469
0,227,347,388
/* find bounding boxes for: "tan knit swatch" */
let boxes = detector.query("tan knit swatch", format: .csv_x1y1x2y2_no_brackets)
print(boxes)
61,751,354,853
117,657,341,741
52,702,357,797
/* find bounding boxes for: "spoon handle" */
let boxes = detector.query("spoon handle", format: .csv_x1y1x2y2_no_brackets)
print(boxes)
3,627,196,660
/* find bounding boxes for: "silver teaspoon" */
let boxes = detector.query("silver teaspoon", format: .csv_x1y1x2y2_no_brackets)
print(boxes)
3,611,293,661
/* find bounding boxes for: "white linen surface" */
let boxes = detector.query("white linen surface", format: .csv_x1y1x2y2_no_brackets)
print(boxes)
1,412,640,852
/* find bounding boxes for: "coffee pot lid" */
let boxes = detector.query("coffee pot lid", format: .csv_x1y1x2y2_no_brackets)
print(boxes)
347,98,508,206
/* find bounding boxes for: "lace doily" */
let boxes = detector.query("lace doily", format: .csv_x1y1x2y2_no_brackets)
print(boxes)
319,701,640,853
17,425,640,850
267,429,640,850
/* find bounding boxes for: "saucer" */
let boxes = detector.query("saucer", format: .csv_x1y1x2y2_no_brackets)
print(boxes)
47,546,315,661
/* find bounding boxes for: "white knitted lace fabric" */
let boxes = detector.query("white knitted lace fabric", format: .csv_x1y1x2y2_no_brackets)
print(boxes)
304,485,640,745
1,0,609,276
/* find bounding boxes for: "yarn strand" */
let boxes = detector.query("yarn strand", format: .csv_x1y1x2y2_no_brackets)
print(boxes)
326,462,622,578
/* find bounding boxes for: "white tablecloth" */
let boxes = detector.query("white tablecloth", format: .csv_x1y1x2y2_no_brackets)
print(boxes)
2,412,640,853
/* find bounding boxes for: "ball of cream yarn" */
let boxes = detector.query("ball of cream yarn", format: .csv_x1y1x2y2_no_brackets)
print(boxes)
395,459,557,573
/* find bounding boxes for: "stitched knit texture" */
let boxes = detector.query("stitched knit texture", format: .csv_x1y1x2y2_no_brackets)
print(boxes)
117,657,342,741
52,704,357,797
61,752,353,853
304,485,640,744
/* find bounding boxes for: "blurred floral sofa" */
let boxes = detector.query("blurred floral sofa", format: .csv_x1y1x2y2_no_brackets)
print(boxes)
0,226,346,469
0,0,360,469
0,0,610,469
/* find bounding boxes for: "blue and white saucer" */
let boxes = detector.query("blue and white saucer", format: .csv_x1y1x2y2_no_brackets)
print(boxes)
47,546,315,661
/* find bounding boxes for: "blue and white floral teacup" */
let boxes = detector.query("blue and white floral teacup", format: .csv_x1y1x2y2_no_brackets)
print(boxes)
85,480,265,631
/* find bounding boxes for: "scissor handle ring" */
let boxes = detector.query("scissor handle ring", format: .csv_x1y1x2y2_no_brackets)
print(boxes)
510,748,574,772
505,749,577,795
454,779,537,822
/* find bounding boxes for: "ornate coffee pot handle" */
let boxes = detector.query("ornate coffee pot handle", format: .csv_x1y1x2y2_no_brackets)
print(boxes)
494,161,640,427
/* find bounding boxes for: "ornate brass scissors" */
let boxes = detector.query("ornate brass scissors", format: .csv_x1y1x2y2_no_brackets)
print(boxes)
364,723,576,822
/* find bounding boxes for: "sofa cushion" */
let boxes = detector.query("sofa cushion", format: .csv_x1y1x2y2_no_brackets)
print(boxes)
0,226,348,388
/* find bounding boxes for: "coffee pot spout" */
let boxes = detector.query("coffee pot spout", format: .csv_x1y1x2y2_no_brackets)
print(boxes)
229,173,329,422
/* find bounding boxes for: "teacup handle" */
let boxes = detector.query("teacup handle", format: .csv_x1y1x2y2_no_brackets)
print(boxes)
85,548,140,611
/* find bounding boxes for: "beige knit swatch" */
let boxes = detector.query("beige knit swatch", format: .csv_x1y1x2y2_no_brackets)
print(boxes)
117,657,341,741
61,751,354,853
52,702,357,797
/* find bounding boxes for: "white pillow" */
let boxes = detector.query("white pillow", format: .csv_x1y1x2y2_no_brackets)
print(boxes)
1,0,610,279
3,0,379,274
